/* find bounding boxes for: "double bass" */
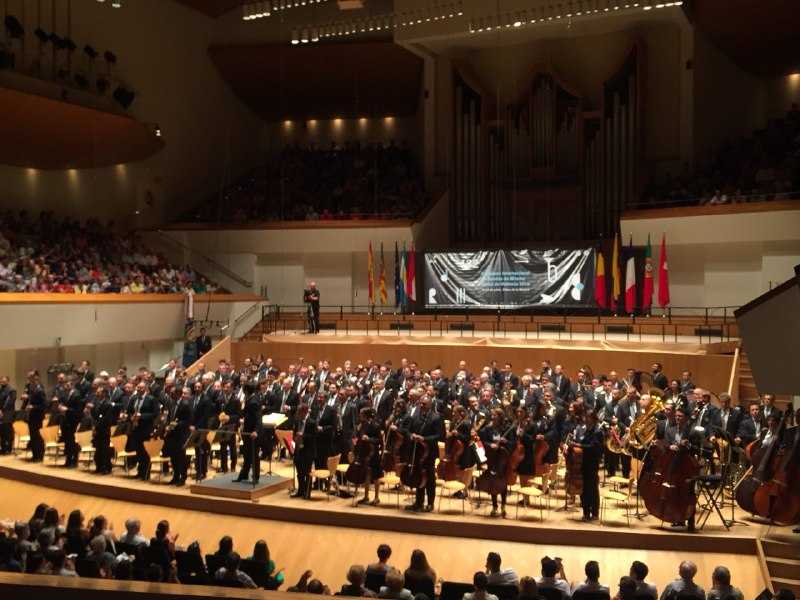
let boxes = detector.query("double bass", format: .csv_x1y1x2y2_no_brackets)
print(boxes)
638,439,700,524
476,421,515,495
736,413,800,524
564,431,583,497
437,416,468,481
381,413,404,473
345,433,375,485
400,412,431,489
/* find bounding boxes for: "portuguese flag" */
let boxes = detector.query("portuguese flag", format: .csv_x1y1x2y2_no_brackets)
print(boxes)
642,234,654,312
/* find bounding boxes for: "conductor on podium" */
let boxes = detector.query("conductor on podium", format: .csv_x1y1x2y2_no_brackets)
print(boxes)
304,281,320,334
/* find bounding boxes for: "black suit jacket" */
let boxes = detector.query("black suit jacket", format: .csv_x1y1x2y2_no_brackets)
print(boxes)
552,374,571,400
758,405,783,427
242,394,263,435
736,416,761,445
26,383,47,428
293,416,317,461
196,335,212,355
371,389,396,422
402,411,443,464
652,372,669,391
91,398,115,436
190,394,215,430
269,389,299,429
129,394,158,436
0,385,17,423
62,390,84,429
717,406,743,438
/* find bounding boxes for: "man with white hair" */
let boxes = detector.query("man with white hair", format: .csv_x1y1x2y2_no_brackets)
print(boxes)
119,518,147,547
659,561,704,600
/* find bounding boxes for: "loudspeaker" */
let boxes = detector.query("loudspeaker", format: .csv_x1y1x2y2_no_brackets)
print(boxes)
735,265,800,396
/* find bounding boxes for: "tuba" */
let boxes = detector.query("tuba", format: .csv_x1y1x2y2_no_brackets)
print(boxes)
624,389,665,452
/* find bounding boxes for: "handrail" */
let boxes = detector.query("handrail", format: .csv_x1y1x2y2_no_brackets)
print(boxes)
755,538,775,595
154,230,253,288
727,345,741,403
230,301,263,339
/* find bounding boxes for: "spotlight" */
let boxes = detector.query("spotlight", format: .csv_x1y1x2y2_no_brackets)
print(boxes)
291,29,299,44
111,0,123,7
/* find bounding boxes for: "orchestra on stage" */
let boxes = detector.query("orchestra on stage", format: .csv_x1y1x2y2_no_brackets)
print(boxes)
0,356,798,530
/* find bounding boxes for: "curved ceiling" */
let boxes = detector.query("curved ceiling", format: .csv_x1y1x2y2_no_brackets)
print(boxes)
209,41,422,120
688,0,800,77
0,86,164,170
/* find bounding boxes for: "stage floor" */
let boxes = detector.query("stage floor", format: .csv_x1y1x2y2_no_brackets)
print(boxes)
0,453,793,555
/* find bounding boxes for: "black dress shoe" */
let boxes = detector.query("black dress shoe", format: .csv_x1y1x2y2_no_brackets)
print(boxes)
404,504,422,512
423,505,434,513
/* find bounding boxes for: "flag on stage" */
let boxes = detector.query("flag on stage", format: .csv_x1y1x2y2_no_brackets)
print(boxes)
595,250,607,309
379,243,388,305
406,242,416,302
394,241,401,307
658,233,671,308
367,242,375,305
399,242,407,306
611,232,622,309
642,234,654,312
624,236,636,315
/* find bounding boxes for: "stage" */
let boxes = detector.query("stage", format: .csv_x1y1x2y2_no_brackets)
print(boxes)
0,453,792,555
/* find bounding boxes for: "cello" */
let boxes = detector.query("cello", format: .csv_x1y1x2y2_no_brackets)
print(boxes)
638,439,700,524
736,412,800,524
564,431,583,497
381,411,405,473
438,412,468,481
400,412,431,489
476,416,515,496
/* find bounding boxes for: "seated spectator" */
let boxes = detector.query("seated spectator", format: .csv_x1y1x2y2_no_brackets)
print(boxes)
86,535,115,576
537,557,571,599
215,552,257,589
485,551,519,586
572,561,609,597
615,577,638,600
45,548,77,577
0,537,22,572
404,550,436,594
519,576,544,600
63,510,89,559
379,568,414,600
340,564,378,597
368,543,393,575
629,561,657,599
148,520,176,570
40,507,62,546
706,566,743,600
464,571,499,600
88,515,116,555
287,569,330,594
660,561,704,600
214,535,234,560
119,518,147,547
247,539,285,588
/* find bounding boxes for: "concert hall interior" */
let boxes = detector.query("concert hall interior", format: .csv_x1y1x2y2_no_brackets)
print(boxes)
1,2,800,600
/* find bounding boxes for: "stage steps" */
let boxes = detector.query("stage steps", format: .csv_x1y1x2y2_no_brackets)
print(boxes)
762,539,800,595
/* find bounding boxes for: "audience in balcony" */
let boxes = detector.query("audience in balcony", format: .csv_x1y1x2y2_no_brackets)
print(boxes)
0,211,219,294
183,140,427,224
640,104,800,207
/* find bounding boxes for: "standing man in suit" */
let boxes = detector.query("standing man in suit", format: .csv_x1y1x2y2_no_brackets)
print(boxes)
0,376,17,455
303,281,321,334
758,394,782,426
371,379,395,423
195,328,212,357
650,363,669,391
235,383,264,485
735,403,762,448
24,371,47,462
715,393,743,442
88,387,114,475
552,365,571,401
292,402,317,499
311,391,338,476
218,380,241,473
572,410,604,521
128,381,158,480
401,395,442,512
58,379,84,468
164,386,192,486
190,373,216,480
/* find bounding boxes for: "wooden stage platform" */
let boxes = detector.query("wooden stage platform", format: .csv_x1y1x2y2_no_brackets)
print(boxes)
0,453,792,556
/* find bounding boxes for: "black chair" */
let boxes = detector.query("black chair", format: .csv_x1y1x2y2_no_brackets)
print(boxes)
365,569,387,593
175,550,209,585
205,553,226,578
405,573,436,599
573,591,611,600
440,581,475,600
538,587,564,600
75,558,101,578
488,584,520,600
240,558,269,588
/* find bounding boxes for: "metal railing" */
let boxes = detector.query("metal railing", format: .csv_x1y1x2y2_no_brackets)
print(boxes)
626,192,799,211
154,230,253,288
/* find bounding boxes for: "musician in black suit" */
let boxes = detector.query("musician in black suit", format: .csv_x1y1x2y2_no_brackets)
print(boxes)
311,391,338,473
369,379,395,423
58,380,84,468
218,380,241,473
88,388,114,474
163,387,192,486
714,393,743,441
650,363,669,391
127,381,158,480
190,374,217,480
572,410,604,521
24,371,47,462
303,281,321,334
757,394,782,427
552,365,571,401
269,379,299,431
569,371,593,406
688,389,721,439
291,403,317,499
401,395,442,513
735,403,762,448
338,387,363,464
235,384,263,485
478,408,517,517
0,376,16,455
195,328,212,357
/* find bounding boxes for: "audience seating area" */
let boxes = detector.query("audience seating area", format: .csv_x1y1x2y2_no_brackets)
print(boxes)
181,141,427,224
639,104,800,207
0,500,762,600
0,211,221,293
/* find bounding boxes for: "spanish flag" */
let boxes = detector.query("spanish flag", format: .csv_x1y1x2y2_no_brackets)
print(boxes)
367,242,375,305
378,243,388,305
611,231,621,310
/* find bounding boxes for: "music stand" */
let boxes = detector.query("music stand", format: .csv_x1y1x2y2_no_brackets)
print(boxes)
184,429,211,483
695,473,730,531
274,428,295,493
262,413,288,478
627,450,649,520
